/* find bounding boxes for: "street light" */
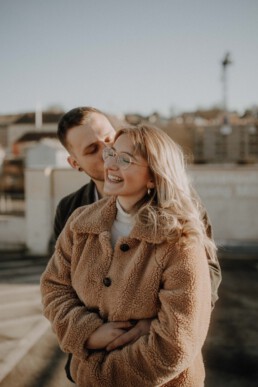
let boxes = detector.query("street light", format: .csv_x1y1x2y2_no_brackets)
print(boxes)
220,52,233,135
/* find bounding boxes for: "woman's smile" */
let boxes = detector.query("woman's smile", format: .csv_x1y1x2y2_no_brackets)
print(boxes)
107,173,123,183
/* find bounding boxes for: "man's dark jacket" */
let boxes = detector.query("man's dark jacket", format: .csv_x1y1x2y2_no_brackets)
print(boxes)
54,180,96,240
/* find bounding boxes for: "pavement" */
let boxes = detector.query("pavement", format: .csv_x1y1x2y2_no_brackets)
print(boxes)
0,253,73,387
0,247,258,387
0,283,48,382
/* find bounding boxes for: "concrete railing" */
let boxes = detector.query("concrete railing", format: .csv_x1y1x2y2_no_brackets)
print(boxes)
25,167,89,255
189,164,258,244
1,164,257,255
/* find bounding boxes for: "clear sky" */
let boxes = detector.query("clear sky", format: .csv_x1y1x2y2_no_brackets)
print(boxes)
0,0,258,116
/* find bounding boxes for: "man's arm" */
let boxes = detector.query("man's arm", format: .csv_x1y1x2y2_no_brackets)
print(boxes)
53,200,66,240
53,182,95,241
208,257,222,309
203,211,222,308
105,319,152,351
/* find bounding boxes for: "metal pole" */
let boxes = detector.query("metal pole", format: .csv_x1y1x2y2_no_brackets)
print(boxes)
221,52,232,124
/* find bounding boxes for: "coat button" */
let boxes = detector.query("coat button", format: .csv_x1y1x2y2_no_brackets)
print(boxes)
120,243,130,252
103,277,112,287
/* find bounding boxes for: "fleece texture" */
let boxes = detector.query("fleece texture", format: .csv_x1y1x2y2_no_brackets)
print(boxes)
40,196,211,387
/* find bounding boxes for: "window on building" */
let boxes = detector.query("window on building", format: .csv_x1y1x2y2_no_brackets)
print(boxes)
249,134,258,156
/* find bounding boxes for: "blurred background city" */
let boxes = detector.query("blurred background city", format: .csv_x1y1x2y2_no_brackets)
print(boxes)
0,1,257,386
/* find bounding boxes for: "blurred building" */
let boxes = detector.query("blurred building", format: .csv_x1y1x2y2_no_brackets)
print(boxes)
194,124,258,164
6,111,63,153
0,111,65,218
0,157,24,194
0,113,22,149
12,132,58,157
0,108,257,219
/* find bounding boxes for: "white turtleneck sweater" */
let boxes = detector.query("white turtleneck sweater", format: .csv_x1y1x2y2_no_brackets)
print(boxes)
111,199,135,248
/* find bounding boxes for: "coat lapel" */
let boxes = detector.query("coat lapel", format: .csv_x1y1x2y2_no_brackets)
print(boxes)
71,195,166,244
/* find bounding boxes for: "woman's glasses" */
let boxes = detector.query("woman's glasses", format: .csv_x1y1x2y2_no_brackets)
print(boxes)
102,147,147,170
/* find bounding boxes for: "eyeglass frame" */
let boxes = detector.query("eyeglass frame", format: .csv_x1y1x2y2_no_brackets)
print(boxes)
102,147,148,170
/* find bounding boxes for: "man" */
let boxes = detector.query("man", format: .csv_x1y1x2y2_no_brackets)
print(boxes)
54,107,115,239
54,106,221,382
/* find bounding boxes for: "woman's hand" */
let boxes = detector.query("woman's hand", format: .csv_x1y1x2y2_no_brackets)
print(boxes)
85,321,133,350
106,318,152,351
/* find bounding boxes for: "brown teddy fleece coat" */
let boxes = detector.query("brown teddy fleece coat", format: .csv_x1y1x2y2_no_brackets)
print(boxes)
40,196,211,387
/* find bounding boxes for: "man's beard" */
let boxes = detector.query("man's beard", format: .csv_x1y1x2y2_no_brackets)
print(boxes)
86,170,104,182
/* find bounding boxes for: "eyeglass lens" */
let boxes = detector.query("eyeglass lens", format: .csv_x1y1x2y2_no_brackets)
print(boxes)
103,148,131,169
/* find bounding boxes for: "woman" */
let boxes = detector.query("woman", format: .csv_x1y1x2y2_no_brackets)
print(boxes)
40,124,215,386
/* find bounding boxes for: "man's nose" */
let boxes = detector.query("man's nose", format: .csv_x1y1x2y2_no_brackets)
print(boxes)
104,156,118,169
98,142,107,159
99,141,110,151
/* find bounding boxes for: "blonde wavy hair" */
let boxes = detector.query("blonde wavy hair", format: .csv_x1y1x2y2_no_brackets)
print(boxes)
114,124,217,262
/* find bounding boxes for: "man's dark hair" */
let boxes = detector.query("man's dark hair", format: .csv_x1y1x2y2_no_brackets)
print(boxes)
57,106,105,148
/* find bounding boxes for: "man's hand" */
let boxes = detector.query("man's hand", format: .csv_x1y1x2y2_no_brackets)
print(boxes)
106,318,152,352
85,321,133,350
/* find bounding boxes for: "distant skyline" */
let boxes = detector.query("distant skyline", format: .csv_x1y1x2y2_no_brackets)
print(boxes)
0,0,258,116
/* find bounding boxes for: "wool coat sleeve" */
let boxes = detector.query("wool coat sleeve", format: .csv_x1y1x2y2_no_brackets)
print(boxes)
40,209,103,359
74,243,211,386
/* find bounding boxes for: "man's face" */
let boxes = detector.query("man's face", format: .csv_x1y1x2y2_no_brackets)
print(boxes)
66,113,116,182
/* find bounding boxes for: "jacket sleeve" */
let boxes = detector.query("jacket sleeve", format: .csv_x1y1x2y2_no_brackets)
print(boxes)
208,254,222,309
53,199,65,240
202,211,222,308
76,243,212,386
40,209,103,359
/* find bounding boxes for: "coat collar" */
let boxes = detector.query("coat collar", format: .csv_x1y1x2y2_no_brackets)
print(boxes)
71,196,166,244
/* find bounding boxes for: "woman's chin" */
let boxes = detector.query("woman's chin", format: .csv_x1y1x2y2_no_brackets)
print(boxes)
103,183,120,196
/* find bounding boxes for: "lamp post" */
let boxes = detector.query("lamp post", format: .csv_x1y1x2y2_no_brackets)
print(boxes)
221,52,233,135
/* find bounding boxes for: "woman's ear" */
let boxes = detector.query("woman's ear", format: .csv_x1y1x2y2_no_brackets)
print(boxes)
147,179,155,189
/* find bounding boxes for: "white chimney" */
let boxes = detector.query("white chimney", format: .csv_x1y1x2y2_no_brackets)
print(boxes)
35,101,43,131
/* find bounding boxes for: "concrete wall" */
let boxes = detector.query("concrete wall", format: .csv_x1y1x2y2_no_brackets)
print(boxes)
25,168,88,254
22,165,258,255
0,215,26,250
189,164,258,244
